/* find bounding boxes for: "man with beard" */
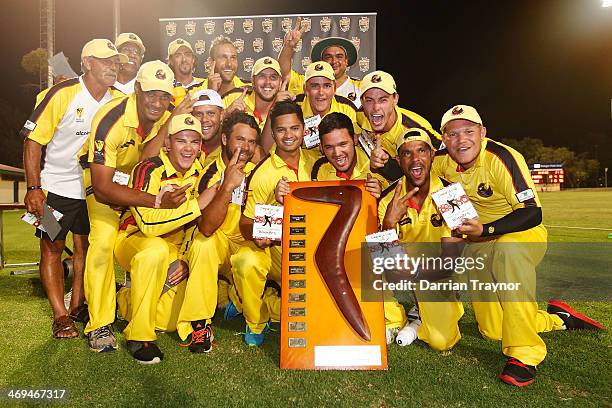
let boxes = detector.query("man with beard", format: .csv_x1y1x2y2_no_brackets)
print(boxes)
192,36,251,98
279,18,362,107
167,38,204,105
22,39,127,339
358,71,441,181
230,101,319,346
378,128,465,348
114,33,146,94
83,61,189,352
190,89,225,164
176,111,260,353
223,57,293,130
114,114,213,364
432,105,604,386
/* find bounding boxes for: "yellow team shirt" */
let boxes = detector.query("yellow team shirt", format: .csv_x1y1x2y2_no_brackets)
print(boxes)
196,153,256,241
171,76,205,106
357,106,442,156
222,88,266,130
87,93,171,174
198,145,222,169
310,146,388,189
295,93,360,133
288,70,362,105
243,145,319,219
378,176,451,243
121,150,203,244
431,138,543,225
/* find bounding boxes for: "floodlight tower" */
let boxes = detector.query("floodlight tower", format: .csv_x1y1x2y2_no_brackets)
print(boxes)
40,0,55,90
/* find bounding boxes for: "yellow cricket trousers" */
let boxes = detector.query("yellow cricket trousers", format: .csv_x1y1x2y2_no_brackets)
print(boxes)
463,225,563,366
113,231,182,341
415,292,465,351
176,229,239,340
229,242,282,334
83,169,120,334
115,232,186,339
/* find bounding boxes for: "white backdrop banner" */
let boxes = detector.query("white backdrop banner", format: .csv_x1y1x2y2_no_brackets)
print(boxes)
159,13,376,81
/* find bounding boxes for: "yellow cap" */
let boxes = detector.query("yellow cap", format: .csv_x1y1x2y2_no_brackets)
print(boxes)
252,56,281,77
168,114,203,137
360,70,396,95
167,38,193,59
135,60,174,95
395,128,434,152
440,105,483,132
304,61,335,82
81,39,128,63
115,32,146,54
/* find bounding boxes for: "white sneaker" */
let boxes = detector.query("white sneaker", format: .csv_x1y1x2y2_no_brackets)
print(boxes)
396,319,421,346
385,327,400,345
407,305,420,321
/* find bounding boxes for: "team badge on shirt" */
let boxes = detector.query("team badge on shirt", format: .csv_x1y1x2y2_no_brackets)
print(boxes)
339,16,351,32
224,19,234,34
165,21,177,37
243,19,254,34
516,188,535,203
75,107,84,123
477,183,493,197
430,213,444,227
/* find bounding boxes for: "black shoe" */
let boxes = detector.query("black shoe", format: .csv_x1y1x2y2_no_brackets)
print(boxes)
69,304,89,324
499,357,536,387
185,323,214,353
547,299,605,330
127,340,163,364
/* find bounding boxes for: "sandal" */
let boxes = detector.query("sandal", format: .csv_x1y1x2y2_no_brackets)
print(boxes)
69,304,90,324
52,315,79,339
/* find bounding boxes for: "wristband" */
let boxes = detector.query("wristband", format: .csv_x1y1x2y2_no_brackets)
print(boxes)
27,185,42,191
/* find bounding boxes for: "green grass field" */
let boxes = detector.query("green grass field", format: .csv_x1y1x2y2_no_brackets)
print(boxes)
0,190,610,407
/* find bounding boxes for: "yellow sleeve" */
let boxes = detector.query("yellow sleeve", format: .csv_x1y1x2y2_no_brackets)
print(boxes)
243,165,274,219
490,148,541,210
400,108,442,144
129,158,201,237
289,70,304,96
24,84,75,145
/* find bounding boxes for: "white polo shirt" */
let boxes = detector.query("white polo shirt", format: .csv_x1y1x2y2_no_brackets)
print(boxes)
114,78,136,94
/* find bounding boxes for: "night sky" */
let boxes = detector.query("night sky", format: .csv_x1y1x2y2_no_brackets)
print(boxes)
3,0,612,168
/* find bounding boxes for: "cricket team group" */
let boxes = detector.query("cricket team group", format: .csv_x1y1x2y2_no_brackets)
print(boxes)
20,18,603,386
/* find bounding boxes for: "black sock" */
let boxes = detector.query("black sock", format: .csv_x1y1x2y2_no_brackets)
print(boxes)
192,320,206,330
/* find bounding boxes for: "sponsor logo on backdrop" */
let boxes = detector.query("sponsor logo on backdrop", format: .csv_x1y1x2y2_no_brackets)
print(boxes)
233,38,244,53
359,57,370,72
339,16,350,32
204,60,212,73
243,19,253,33
320,17,331,32
293,39,302,52
350,37,360,52
166,21,177,36
185,20,196,36
195,40,206,55
311,36,320,48
224,19,234,34
204,20,215,35
302,17,312,32
243,57,254,73
272,37,283,53
282,17,293,33
301,56,311,71
262,18,273,33
253,37,264,53
359,16,370,32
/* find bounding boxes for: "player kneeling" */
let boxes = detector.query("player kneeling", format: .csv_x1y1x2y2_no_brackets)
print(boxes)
114,114,213,364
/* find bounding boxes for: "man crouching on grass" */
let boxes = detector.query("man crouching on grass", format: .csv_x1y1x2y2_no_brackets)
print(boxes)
432,105,604,387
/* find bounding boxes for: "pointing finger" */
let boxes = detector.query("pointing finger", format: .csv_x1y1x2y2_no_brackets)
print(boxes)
209,60,216,76
230,147,241,164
